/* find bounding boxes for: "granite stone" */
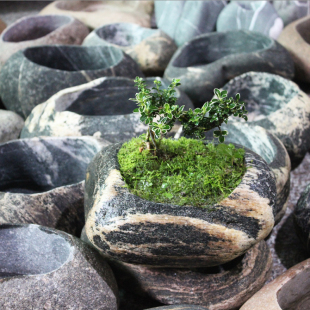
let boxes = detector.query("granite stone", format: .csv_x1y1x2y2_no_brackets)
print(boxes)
222,71,310,168
0,44,143,119
164,30,294,107
217,1,283,39
0,15,89,70
83,23,177,76
0,109,24,143
84,142,276,267
21,76,193,142
40,1,154,29
0,136,109,236
155,1,226,47
0,224,118,310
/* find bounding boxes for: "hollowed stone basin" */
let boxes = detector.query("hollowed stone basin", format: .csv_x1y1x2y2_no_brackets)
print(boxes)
0,44,143,118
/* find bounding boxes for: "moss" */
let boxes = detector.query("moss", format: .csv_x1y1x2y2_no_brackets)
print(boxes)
118,136,246,208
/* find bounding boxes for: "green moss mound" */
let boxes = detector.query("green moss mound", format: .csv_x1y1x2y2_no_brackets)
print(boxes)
118,136,246,208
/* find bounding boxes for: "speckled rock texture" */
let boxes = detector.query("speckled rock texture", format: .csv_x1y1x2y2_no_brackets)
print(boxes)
84,142,276,267
108,240,271,309
240,258,310,310
217,1,283,39
278,15,310,83
83,23,177,76
0,224,118,310
0,44,143,119
0,18,6,34
164,30,294,107
0,109,24,143
146,306,210,310
0,15,89,70
294,183,310,252
204,122,290,224
21,76,193,141
0,136,108,236
155,1,226,47
40,1,154,29
274,1,310,26
222,72,310,168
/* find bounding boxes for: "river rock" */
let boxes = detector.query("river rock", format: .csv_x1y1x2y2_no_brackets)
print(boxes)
0,136,108,236
84,142,276,267
217,1,283,39
164,30,294,106
278,15,310,83
0,109,24,143
240,258,310,310
222,71,310,168
0,15,89,69
0,224,118,310
0,44,143,119
21,76,193,141
83,23,177,76
155,1,226,46
40,1,154,29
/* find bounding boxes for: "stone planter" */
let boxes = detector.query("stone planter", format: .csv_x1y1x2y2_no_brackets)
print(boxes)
222,71,310,168
0,136,108,236
0,224,118,310
40,1,154,29
217,1,283,39
21,77,193,141
204,122,290,223
109,241,271,309
164,30,294,106
240,258,310,310
0,18,6,34
83,23,177,76
0,15,89,69
155,1,226,47
0,110,24,143
0,44,143,119
278,15,310,83
84,142,276,268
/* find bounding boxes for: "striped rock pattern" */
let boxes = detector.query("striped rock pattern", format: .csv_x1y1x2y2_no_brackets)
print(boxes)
84,143,276,267
164,30,294,107
222,72,310,168
21,77,193,142
109,241,272,309
83,23,177,76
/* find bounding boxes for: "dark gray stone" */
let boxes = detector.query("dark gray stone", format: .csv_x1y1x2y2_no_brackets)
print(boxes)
222,71,310,168
0,224,118,310
0,109,24,143
155,1,226,46
0,136,109,236
217,1,283,39
21,76,193,142
84,142,276,267
0,15,89,69
146,306,210,310
164,30,294,107
83,23,177,76
0,44,143,119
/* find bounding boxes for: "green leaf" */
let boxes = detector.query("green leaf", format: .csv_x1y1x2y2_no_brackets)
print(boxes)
133,108,139,113
219,136,225,143
164,193,173,199
235,93,240,101
221,90,228,97
221,130,228,136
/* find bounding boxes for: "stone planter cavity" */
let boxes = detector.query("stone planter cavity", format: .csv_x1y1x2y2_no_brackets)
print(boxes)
108,240,272,309
84,142,276,268
155,1,226,47
0,44,143,119
164,30,294,107
217,1,283,39
222,71,310,168
83,23,177,76
21,76,194,142
278,15,310,83
0,136,108,236
40,1,154,29
0,224,118,310
240,258,310,310
0,15,89,70
0,110,24,143
204,122,290,224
